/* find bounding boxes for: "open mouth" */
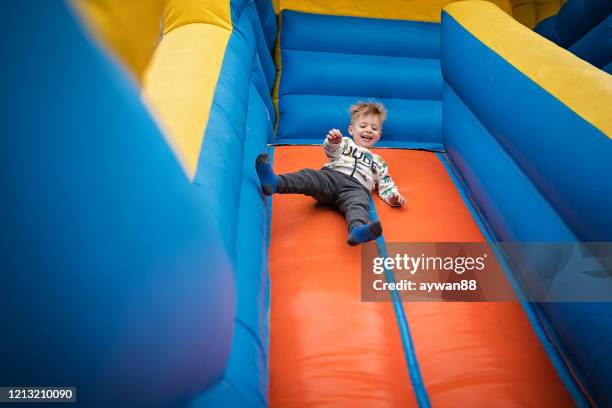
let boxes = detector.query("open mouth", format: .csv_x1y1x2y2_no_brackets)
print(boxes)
361,135,373,142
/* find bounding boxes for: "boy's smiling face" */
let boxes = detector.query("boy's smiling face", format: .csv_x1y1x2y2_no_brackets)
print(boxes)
348,113,382,148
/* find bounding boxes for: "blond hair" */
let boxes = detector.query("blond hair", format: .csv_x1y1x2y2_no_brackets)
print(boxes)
349,101,387,124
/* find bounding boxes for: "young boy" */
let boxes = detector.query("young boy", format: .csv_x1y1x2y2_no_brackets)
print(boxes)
256,102,405,245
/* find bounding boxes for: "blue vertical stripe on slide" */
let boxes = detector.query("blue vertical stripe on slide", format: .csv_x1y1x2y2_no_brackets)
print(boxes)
369,198,431,408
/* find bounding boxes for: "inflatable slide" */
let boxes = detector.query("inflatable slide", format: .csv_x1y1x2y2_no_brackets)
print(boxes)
1,0,611,406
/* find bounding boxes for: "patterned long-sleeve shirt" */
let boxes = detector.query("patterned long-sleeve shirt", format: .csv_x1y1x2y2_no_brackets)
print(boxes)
323,137,401,206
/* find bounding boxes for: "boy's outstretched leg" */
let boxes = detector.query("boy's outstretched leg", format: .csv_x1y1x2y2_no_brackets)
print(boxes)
347,221,382,246
334,178,379,245
255,153,277,195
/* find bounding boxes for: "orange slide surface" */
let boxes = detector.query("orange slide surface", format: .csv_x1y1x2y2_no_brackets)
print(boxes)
269,146,573,407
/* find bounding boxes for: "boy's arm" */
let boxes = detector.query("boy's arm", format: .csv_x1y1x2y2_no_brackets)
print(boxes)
376,158,405,207
323,128,343,159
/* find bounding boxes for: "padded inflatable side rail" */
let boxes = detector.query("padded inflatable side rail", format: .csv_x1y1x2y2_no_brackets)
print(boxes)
442,2,612,405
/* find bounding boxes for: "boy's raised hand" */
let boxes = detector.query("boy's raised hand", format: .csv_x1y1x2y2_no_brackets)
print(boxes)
327,128,343,144
387,192,406,207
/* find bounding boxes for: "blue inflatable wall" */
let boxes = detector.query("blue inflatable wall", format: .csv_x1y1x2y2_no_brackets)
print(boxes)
1,0,276,406
442,4,612,405
276,10,443,150
535,0,612,71
188,0,275,406
1,1,236,406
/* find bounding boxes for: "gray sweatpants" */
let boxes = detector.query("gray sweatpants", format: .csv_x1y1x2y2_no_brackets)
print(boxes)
277,168,371,231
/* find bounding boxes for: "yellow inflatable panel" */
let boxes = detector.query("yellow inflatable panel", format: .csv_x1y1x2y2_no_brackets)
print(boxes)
70,0,164,82
163,0,232,34
445,1,612,138
142,24,232,179
511,1,537,28
533,0,564,25
509,0,563,28
272,0,563,27
277,0,513,23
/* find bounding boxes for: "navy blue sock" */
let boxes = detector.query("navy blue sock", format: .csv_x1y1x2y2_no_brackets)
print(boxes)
255,153,278,195
347,221,382,246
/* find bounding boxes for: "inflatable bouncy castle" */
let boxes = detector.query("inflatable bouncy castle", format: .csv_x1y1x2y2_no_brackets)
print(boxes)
2,0,611,406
